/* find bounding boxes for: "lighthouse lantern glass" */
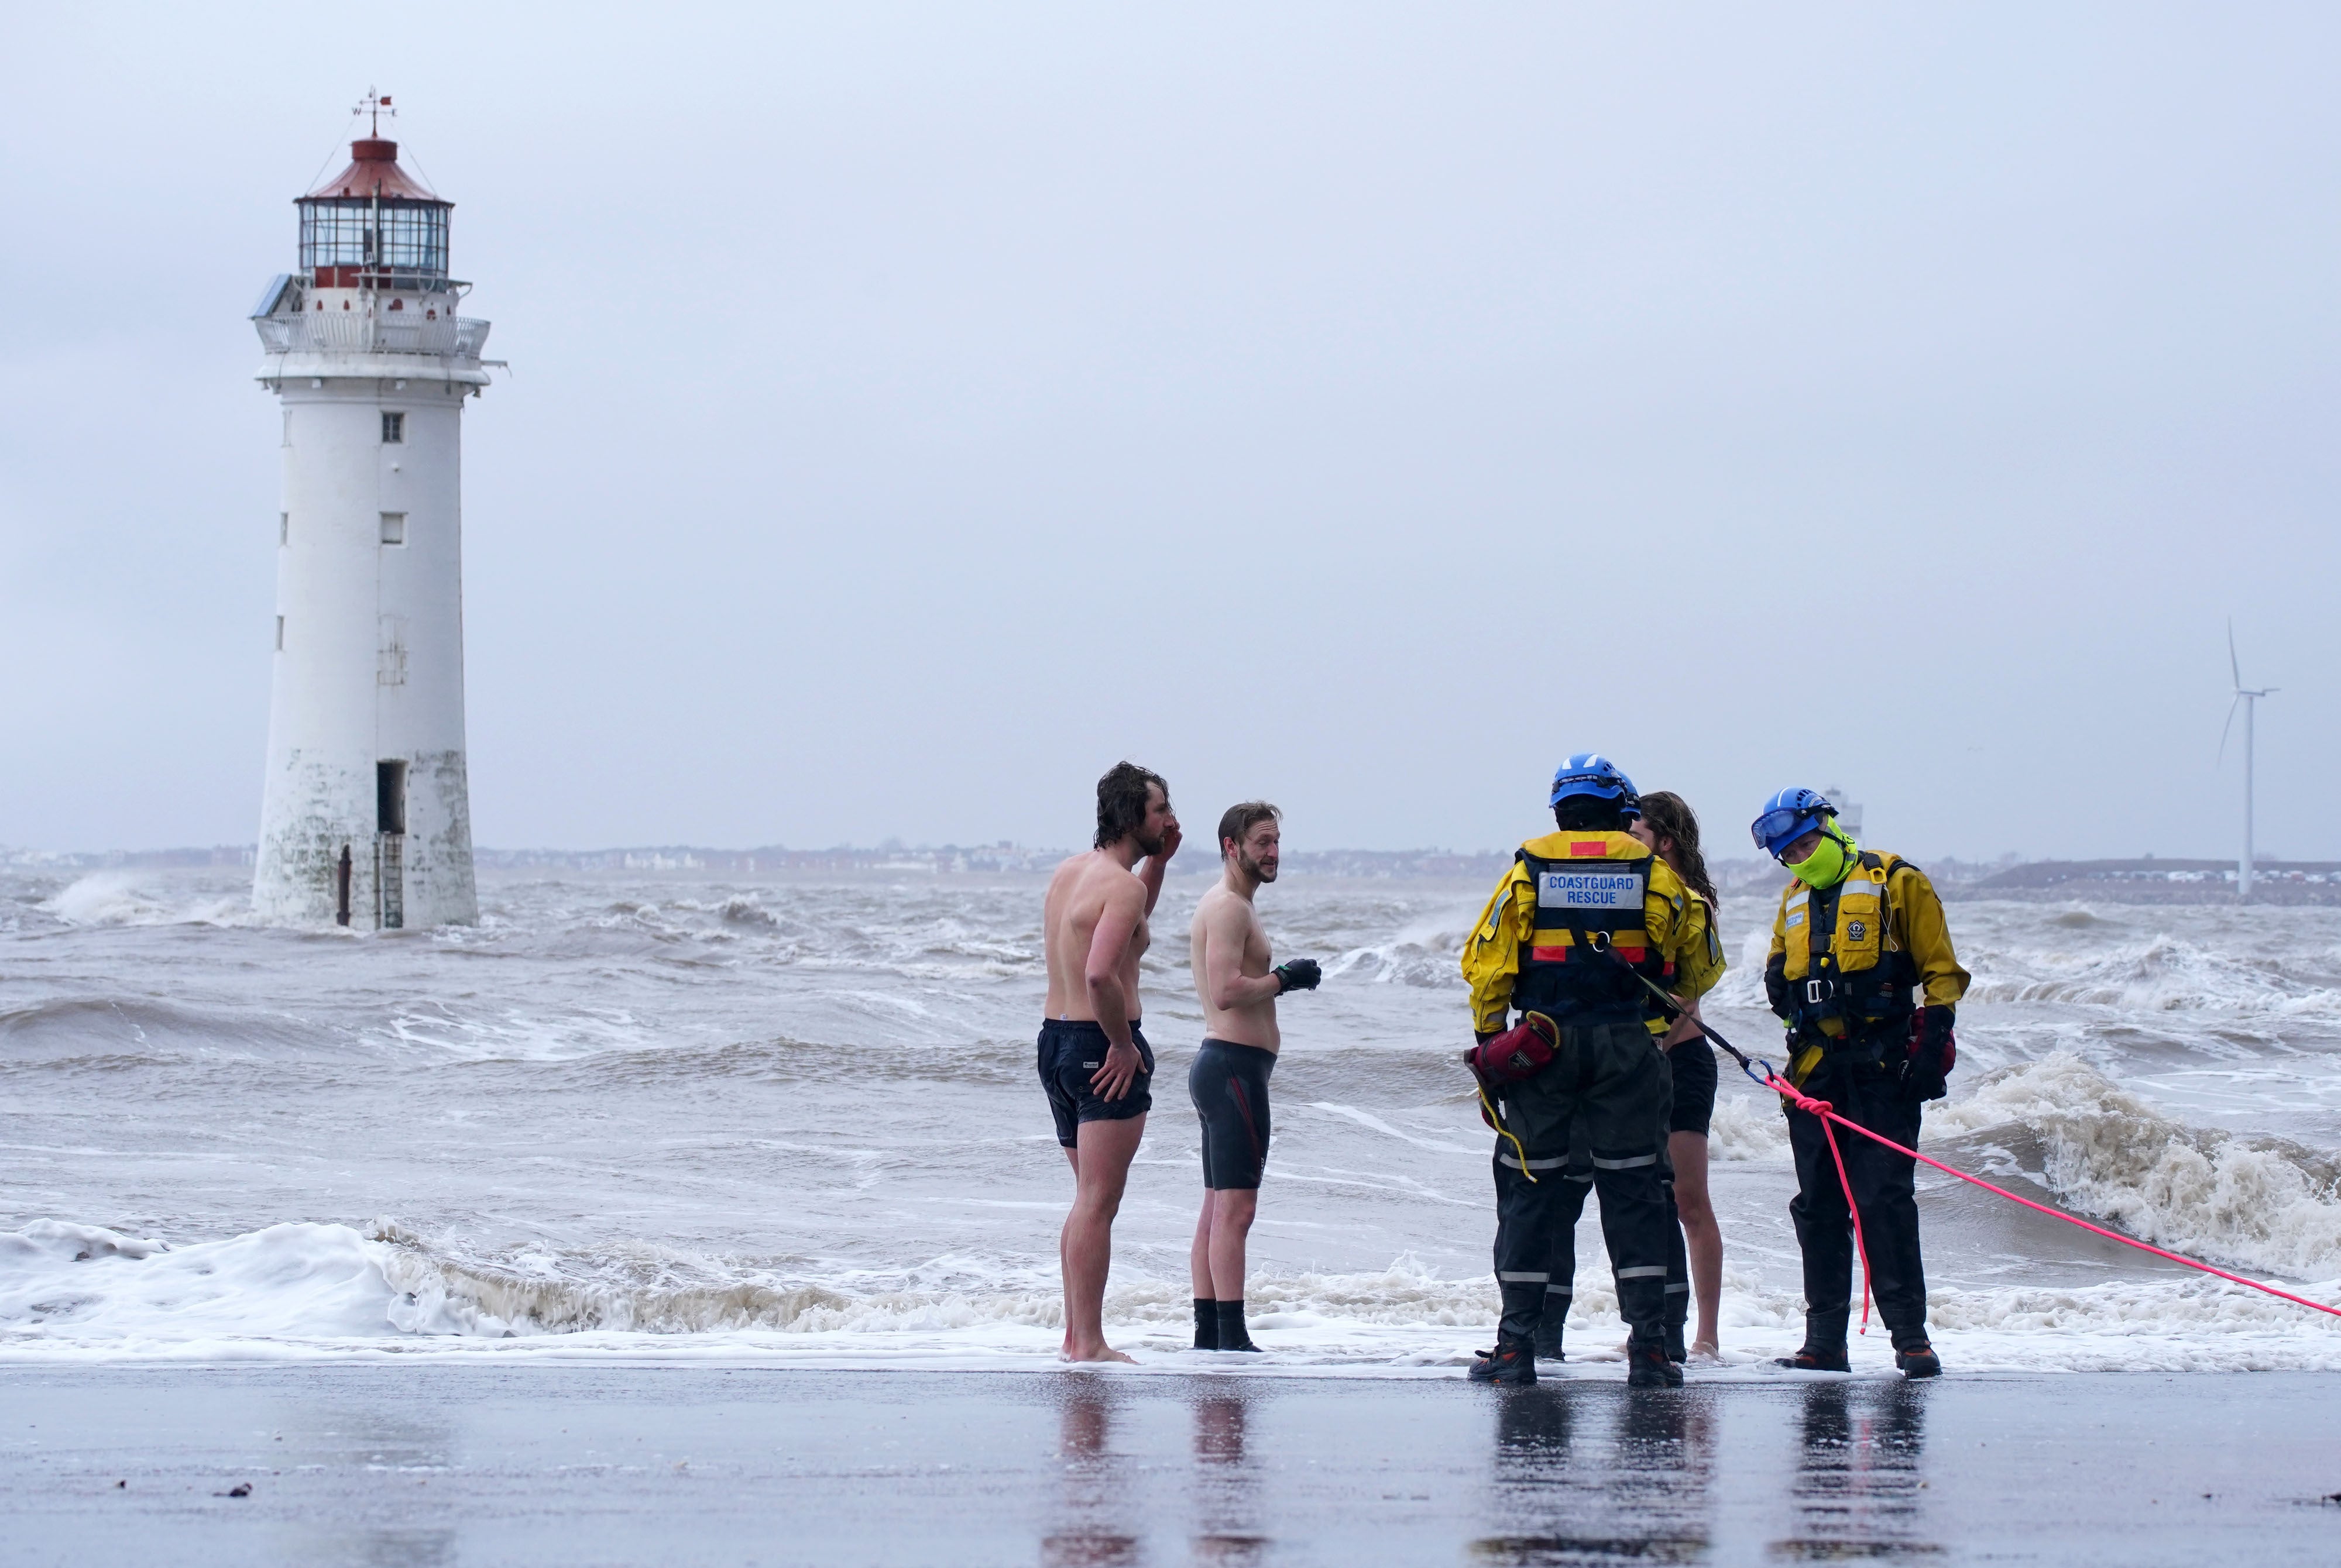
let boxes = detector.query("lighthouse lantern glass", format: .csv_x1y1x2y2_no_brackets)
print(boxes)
299,200,449,288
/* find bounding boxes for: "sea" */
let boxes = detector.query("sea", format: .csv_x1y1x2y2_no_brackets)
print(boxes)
5,862,2339,1373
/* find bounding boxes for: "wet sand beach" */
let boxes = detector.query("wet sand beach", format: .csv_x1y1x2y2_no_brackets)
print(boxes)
4,1365,2339,1566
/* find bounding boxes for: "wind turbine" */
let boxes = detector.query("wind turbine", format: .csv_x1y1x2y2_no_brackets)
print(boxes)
2219,621,2277,901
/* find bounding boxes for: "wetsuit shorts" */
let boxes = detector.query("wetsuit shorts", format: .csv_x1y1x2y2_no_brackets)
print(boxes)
1189,1038,1276,1190
1667,1035,1717,1138
1038,1020,1154,1148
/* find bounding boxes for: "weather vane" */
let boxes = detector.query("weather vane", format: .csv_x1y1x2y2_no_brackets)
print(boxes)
354,87,397,137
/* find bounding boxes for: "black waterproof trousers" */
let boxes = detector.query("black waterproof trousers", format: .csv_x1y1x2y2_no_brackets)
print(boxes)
1489,1017,1673,1347
1785,1055,1928,1345
1542,1125,1691,1350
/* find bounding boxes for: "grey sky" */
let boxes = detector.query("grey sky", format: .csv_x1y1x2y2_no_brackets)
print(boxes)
3,4,2335,861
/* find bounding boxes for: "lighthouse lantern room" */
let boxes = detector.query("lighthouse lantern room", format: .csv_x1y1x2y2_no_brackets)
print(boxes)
251,95,490,929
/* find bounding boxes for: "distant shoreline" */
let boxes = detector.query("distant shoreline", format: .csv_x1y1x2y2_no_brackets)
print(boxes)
11,847,2337,904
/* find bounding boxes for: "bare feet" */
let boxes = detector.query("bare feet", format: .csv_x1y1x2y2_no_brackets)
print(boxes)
1060,1343,1137,1364
1688,1340,1722,1364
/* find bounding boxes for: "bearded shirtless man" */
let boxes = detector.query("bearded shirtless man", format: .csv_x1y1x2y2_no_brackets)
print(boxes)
1185,802,1320,1353
1040,761,1181,1362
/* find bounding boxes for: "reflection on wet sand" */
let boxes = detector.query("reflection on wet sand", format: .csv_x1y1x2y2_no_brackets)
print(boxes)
276,1401,459,1567
1190,1392,1269,1564
1472,1387,1713,1564
1770,1381,1936,1560
297,1527,458,1568
1044,1380,1139,1568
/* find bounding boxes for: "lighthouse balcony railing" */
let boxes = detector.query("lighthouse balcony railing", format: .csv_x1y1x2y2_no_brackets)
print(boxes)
255,314,492,359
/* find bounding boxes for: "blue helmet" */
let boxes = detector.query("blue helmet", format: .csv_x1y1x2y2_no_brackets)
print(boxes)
1750,787,1837,858
1549,753,1640,814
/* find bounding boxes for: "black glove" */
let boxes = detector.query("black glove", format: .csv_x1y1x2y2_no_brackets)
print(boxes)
1273,959,1321,994
1764,954,1793,1021
1902,1005,1955,1102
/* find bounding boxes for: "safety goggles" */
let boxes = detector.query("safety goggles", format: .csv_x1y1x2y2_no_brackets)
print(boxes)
1750,807,1817,856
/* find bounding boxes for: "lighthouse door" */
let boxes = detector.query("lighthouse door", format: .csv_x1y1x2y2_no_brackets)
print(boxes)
376,761,407,930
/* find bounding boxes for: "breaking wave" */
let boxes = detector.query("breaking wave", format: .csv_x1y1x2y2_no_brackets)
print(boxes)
8,1216,2336,1372
1931,1054,2341,1280
0,1219,1508,1347
1964,934,2341,1016
39,871,251,929
1321,911,1478,989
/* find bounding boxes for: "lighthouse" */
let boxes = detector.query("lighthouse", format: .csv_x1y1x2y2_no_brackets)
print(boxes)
250,101,490,929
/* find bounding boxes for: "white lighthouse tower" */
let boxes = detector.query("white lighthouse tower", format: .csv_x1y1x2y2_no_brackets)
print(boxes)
250,98,490,929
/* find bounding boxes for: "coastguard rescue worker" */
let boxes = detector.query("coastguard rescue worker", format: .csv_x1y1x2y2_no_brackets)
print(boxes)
1461,755,1725,1387
1529,790,1728,1370
1752,788,1969,1379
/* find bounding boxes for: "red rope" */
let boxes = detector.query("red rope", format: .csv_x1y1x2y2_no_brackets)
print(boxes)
1762,1070,2341,1322
1811,1106,1874,1333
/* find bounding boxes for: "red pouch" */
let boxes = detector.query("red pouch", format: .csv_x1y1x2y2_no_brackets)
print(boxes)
1464,1012,1560,1086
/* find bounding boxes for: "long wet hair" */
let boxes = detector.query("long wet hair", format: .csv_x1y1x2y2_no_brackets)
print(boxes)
1094,761,1168,850
1638,790,1718,905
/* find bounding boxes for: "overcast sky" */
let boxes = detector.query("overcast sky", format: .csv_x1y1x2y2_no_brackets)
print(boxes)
3,5,2336,861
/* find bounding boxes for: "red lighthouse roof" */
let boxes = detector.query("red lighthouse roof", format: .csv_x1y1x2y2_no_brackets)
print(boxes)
303,139,446,205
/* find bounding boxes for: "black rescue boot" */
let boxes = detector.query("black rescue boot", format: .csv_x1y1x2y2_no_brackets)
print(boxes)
1774,1308,1851,1371
1626,1336,1684,1388
1192,1298,1219,1352
1893,1333,1941,1380
1213,1300,1260,1353
1533,1309,1566,1364
1664,1318,1687,1365
1470,1334,1537,1385
1491,1280,1547,1364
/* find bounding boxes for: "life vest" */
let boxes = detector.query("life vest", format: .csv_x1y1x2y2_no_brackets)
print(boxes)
1510,834,1673,1023
1779,850,1920,1042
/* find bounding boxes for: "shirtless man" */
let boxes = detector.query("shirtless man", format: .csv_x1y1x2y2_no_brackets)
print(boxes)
1185,802,1321,1353
1040,761,1181,1363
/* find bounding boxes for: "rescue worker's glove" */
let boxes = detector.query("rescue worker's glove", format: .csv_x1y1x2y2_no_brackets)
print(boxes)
1763,954,1793,1021
1902,1005,1956,1102
1273,959,1321,993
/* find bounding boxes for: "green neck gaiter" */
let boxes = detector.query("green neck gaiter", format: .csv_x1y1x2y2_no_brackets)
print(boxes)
1789,831,1856,890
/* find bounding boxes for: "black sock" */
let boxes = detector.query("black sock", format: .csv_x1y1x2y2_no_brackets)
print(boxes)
1192,1298,1218,1351
1214,1299,1259,1352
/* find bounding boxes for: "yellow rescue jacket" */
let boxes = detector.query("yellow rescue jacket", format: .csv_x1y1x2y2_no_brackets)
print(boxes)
1463,831,1725,1037
1765,849,1969,1085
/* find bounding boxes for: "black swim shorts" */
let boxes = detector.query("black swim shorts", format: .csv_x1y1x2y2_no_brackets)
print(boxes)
1189,1037,1276,1190
1038,1019,1155,1148
1667,1034,1718,1138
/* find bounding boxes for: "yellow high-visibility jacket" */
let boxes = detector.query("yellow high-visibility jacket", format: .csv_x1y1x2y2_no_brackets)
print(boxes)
1462,830,1726,1037
1765,850,1969,1080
